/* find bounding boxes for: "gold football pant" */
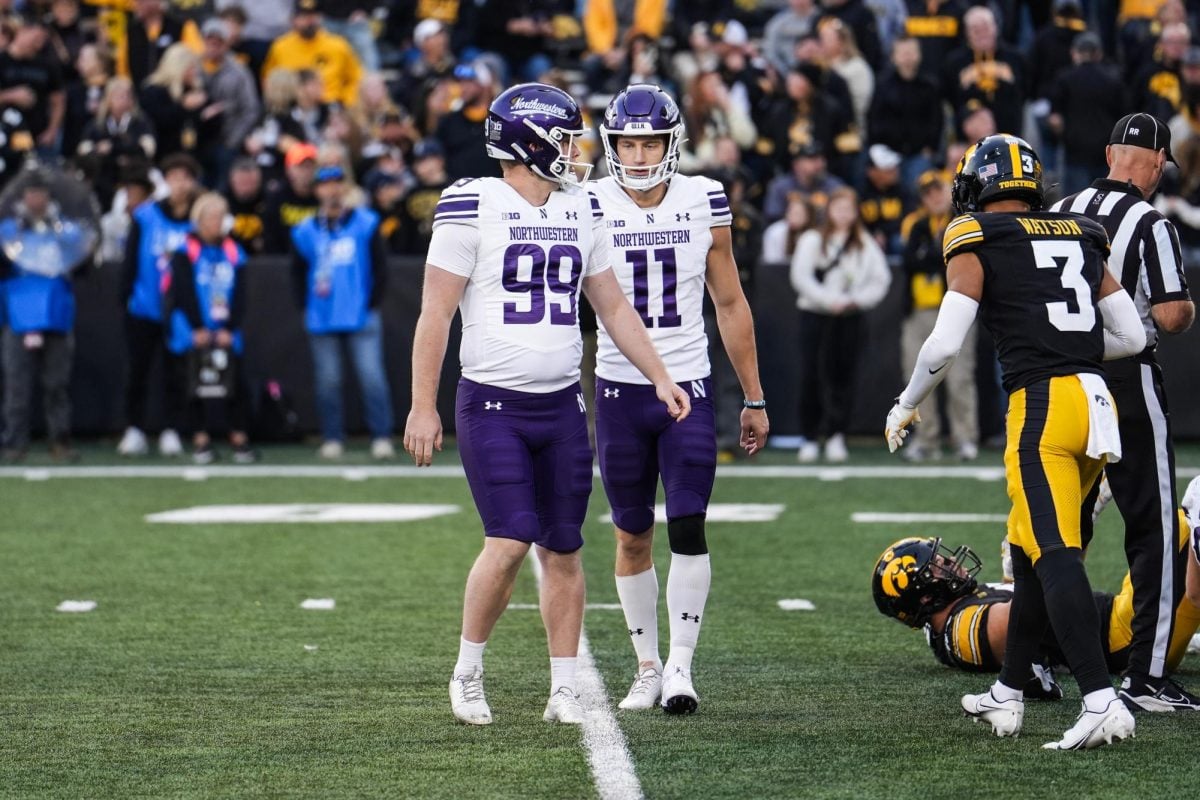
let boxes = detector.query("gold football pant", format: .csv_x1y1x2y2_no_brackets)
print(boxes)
1004,376,1106,563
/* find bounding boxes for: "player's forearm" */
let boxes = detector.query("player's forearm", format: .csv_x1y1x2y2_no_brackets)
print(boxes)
898,291,977,408
410,313,451,411
1099,290,1147,359
715,299,763,400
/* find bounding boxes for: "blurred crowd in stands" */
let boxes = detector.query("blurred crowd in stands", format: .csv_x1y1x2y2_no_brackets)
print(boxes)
0,0,1197,461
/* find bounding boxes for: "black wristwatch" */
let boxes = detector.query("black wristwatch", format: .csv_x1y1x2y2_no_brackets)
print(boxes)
743,398,767,409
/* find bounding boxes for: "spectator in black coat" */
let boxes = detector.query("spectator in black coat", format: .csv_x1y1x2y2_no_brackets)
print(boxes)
941,6,1024,138
1048,32,1128,195
76,76,156,208
435,62,499,183
1026,0,1088,177
868,35,944,186
140,43,221,162
819,0,883,70
1133,22,1189,123
901,0,966,80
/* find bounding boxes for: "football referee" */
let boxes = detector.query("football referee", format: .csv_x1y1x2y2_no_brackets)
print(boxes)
1051,112,1197,711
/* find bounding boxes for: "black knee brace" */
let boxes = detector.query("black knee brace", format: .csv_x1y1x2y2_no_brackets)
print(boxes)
667,514,708,556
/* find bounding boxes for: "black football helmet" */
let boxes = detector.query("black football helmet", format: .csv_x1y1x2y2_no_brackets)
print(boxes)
951,134,1044,215
871,537,981,628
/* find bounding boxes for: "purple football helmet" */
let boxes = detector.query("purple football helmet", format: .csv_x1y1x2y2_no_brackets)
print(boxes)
485,82,592,187
600,84,686,191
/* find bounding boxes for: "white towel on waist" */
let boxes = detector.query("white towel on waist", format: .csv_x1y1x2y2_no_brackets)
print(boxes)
1079,372,1121,464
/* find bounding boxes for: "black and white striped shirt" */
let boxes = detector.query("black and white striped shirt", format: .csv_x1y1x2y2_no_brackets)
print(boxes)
1051,179,1189,350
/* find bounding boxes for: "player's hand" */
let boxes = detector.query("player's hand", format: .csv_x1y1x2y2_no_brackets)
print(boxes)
214,329,233,349
403,407,443,467
740,407,769,456
192,328,212,349
656,382,691,422
884,402,921,453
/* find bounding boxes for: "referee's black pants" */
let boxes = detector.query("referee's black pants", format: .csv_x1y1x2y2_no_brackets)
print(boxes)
1102,356,1185,680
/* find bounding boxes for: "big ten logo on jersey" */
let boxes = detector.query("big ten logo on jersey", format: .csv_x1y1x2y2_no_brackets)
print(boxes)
607,219,626,228
501,241,583,326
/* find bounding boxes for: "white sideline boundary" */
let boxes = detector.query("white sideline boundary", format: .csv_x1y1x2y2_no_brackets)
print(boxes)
5,464,1198,481
527,552,644,800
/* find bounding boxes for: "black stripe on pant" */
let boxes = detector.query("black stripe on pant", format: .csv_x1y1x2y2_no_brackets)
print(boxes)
1017,381,1063,555
1103,357,1183,679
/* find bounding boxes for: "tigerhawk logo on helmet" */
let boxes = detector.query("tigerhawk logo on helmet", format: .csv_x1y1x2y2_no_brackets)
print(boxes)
872,537,982,627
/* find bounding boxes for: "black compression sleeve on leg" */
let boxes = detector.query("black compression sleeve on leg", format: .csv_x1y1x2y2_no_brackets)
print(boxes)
667,515,708,555
999,545,1048,691
1035,547,1113,696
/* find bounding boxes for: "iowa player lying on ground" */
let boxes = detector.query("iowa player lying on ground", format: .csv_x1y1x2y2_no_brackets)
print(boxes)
884,134,1147,750
873,477,1200,699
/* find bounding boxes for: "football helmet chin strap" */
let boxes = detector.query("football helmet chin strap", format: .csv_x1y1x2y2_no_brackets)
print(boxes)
513,118,593,187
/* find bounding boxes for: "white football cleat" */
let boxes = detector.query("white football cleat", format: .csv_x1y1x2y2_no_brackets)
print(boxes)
158,429,184,457
370,438,395,460
797,441,819,463
962,690,1024,737
661,665,699,714
1043,700,1135,750
1188,633,1200,656
824,433,848,463
116,426,148,456
449,668,492,726
618,666,662,711
318,440,344,460
543,687,585,724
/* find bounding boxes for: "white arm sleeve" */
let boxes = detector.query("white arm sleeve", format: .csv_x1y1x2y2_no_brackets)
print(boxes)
1099,290,1147,360
898,290,979,408
425,221,480,278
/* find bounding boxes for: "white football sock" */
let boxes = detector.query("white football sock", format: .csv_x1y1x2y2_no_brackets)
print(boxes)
1083,687,1118,713
990,680,1024,703
666,553,710,672
453,637,486,678
550,656,577,694
616,567,661,667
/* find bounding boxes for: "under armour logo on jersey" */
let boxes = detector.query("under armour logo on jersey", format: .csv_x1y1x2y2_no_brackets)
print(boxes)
676,212,690,222
628,628,644,636
539,208,549,219
604,388,620,398
681,613,700,623
484,401,503,410
565,211,578,220
690,381,706,399
576,393,586,413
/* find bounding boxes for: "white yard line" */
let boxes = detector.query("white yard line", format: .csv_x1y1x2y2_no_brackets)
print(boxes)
7,464,1198,481
527,552,644,800
851,512,1009,524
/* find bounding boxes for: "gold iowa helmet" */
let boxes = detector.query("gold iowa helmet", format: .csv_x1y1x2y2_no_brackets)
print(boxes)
871,537,981,628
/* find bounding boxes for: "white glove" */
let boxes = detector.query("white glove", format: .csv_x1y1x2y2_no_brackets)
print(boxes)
884,402,921,453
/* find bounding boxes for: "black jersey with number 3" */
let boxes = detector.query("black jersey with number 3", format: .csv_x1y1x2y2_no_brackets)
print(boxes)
942,211,1110,393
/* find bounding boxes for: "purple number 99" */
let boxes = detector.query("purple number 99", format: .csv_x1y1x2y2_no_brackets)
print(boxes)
502,242,583,325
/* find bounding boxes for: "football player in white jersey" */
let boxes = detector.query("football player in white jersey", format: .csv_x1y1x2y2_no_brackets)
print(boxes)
591,84,769,714
403,82,691,727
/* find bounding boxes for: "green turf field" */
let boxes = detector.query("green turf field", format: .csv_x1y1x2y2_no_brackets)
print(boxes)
3,442,1200,799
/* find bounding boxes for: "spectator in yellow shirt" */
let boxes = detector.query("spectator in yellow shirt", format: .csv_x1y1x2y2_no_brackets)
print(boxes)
261,0,362,107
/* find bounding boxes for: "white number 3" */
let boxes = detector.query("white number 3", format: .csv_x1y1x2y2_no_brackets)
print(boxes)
1033,240,1095,332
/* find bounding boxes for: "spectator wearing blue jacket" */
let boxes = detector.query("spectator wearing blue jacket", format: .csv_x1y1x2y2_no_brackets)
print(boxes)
117,153,200,457
0,177,94,462
165,192,258,464
291,165,394,459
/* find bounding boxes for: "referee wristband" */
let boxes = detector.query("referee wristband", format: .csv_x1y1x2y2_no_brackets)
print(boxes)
743,399,767,409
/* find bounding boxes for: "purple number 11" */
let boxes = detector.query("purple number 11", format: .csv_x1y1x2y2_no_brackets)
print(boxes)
625,247,681,329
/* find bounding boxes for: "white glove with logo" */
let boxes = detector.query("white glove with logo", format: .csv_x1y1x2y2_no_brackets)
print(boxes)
884,402,921,453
